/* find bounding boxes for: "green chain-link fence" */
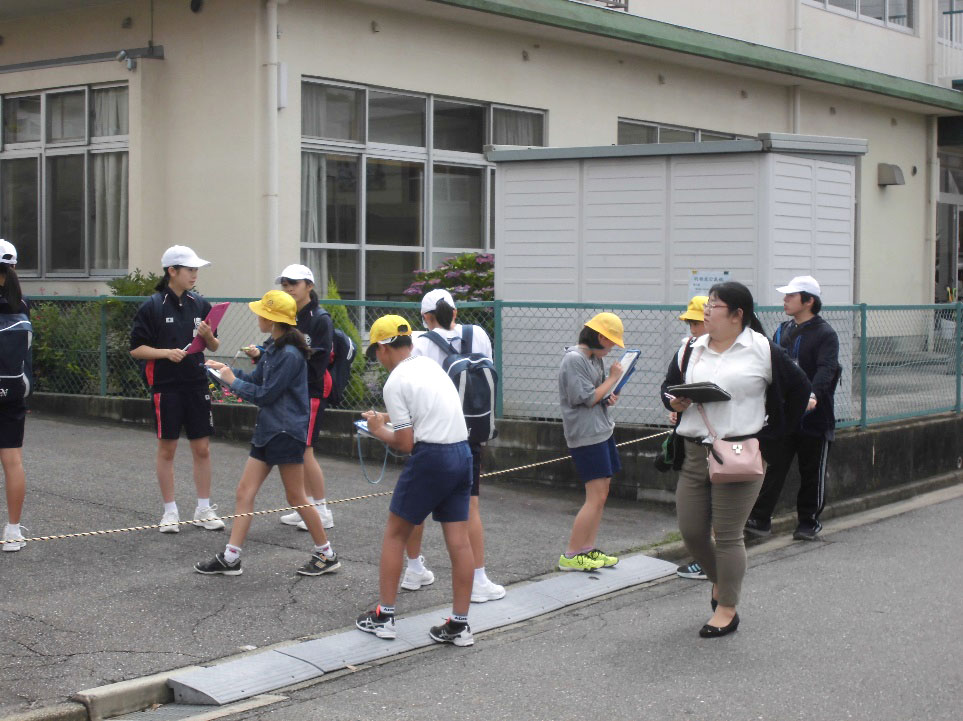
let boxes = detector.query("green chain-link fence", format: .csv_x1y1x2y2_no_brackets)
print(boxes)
27,297,963,428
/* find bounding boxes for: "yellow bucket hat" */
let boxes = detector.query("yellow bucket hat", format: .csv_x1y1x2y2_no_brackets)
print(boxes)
249,289,297,325
366,314,413,359
584,312,625,348
679,295,708,322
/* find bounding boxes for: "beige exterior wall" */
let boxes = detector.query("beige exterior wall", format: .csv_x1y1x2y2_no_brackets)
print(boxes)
625,0,935,85
0,0,940,302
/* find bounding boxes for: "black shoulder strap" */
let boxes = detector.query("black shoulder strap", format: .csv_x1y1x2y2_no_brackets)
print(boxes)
679,337,697,376
425,330,458,356
461,325,474,353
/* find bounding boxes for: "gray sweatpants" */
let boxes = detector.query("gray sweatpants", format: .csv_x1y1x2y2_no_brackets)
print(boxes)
676,439,763,608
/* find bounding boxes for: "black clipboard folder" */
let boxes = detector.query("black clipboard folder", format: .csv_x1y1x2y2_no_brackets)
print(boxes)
666,382,731,403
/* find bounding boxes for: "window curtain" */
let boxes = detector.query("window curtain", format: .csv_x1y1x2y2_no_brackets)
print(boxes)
493,109,544,146
92,88,129,136
91,152,128,270
301,153,323,245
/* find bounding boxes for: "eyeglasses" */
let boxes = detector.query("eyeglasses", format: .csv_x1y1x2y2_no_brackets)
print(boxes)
702,302,728,312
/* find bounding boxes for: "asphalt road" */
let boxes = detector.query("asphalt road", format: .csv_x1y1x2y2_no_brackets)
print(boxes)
0,413,679,717
239,495,963,721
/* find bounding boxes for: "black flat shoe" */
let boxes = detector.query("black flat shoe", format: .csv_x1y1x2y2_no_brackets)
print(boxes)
699,613,739,638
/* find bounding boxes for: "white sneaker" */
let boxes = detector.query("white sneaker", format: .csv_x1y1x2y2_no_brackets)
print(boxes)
2,524,26,552
282,506,334,531
159,510,180,534
280,511,302,526
471,577,507,603
193,505,225,531
401,556,435,590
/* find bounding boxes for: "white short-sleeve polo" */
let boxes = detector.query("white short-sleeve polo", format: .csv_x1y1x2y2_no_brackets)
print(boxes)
383,355,468,445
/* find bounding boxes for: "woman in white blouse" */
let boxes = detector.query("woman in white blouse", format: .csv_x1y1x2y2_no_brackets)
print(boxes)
667,282,809,638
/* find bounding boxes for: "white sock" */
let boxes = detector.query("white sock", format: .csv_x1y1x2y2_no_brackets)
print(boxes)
473,567,487,584
196,498,210,510
305,496,315,508
223,544,241,563
314,542,333,558
163,502,178,515
317,497,327,509
407,555,425,574
5,523,21,535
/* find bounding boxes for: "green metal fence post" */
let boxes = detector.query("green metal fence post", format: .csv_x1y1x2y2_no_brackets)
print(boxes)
99,297,108,396
494,299,503,419
859,303,868,428
956,301,962,413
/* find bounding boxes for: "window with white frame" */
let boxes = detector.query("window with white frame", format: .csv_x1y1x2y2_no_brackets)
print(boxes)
940,0,963,44
300,79,545,301
805,0,914,31
617,119,742,145
0,84,129,277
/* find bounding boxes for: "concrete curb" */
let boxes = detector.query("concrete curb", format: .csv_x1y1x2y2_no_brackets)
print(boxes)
70,667,201,721
9,474,962,721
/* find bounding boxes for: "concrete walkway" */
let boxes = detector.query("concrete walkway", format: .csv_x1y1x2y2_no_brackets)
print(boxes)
0,414,680,718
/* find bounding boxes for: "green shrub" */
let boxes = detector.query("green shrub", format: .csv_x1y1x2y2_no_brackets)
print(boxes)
30,301,101,395
322,279,370,408
106,268,161,297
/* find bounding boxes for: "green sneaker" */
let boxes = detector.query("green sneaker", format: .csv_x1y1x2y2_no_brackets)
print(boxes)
558,552,604,572
586,549,618,567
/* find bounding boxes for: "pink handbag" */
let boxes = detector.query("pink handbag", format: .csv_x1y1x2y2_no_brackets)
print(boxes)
696,404,765,484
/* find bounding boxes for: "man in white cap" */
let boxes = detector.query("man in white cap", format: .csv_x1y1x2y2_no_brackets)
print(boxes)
745,275,841,541
398,288,505,603
130,245,224,534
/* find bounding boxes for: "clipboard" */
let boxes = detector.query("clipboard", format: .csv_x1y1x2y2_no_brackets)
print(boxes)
612,349,641,395
354,419,394,439
206,366,232,387
184,302,229,354
666,382,731,403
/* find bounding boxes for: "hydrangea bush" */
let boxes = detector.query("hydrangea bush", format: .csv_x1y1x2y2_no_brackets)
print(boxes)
403,252,494,301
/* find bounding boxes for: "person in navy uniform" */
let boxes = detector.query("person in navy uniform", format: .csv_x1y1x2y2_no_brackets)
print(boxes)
129,245,223,534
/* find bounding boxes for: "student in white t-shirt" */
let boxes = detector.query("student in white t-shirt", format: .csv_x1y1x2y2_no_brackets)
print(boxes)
399,289,505,604
355,315,476,647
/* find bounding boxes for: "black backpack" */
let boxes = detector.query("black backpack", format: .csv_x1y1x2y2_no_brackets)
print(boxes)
0,312,33,404
326,322,357,408
424,326,498,444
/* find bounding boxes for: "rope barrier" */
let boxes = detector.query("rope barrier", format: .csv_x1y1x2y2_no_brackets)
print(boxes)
1,430,668,546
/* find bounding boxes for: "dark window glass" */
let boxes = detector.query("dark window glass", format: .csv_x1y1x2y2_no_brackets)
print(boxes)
3,95,41,144
433,100,485,152
302,84,364,141
617,122,658,144
366,159,423,246
0,158,39,271
368,91,425,147
47,155,85,271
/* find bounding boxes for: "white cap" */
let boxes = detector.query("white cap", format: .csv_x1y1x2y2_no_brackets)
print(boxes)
421,288,456,315
776,275,821,297
161,245,210,269
275,264,315,284
0,239,16,265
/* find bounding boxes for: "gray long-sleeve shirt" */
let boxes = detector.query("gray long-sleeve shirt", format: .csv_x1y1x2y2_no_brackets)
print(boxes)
558,346,614,449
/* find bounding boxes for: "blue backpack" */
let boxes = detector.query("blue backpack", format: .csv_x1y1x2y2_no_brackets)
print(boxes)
424,326,498,444
0,313,33,404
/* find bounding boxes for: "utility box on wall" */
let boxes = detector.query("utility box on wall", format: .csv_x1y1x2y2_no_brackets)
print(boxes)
488,134,866,424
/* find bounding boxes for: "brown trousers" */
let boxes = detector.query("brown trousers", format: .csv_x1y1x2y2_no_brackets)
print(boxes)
676,439,763,607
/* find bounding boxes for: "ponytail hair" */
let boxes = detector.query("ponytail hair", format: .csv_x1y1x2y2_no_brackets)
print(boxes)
308,288,319,304
433,299,455,330
154,266,179,292
709,281,764,332
274,322,311,360
0,265,22,309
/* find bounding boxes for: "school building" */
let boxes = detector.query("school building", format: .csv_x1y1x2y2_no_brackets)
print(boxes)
3,0,963,305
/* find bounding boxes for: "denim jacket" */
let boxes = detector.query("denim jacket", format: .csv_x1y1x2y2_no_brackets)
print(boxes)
231,340,309,446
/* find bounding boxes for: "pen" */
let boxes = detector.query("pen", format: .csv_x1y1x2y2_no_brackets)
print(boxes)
663,392,676,401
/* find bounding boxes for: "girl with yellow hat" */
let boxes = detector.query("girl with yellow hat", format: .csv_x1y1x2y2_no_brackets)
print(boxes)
194,290,339,577
557,312,626,572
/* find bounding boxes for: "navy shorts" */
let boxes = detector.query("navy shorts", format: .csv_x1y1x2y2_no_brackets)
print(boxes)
389,441,472,524
152,387,213,441
306,397,326,447
249,433,306,467
0,400,26,449
570,436,621,483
